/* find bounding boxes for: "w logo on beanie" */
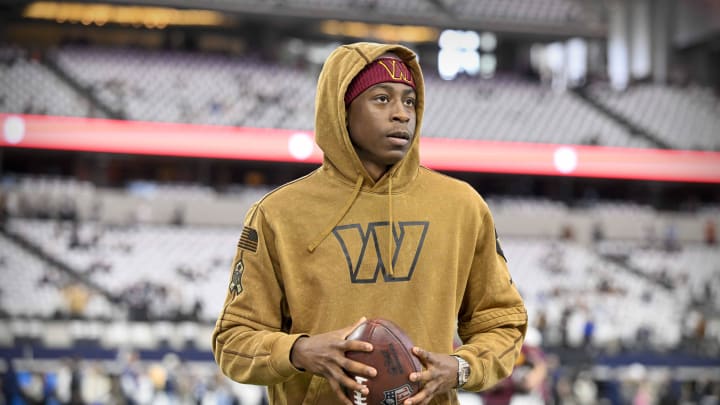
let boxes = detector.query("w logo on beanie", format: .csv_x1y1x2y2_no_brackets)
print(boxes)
345,57,415,105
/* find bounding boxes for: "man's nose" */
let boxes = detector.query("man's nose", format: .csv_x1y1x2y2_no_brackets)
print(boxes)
391,101,410,123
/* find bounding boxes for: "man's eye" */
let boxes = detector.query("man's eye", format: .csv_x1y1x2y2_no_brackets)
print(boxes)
405,98,416,106
376,95,389,102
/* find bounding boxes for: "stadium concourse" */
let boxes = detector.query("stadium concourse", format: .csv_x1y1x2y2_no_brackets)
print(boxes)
1,0,720,403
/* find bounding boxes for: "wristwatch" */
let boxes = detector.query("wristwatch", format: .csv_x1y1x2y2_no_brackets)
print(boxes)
452,355,470,388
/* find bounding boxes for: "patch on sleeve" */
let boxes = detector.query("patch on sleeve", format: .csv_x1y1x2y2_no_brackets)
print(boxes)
495,227,507,263
229,259,244,295
237,226,258,253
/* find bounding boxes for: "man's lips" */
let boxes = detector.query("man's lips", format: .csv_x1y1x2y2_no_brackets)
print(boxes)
387,131,411,140
386,131,411,147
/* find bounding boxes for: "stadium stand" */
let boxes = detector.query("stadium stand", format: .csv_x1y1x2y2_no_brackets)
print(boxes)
447,0,604,27
2,176,717,352
0,45,668,148
422,74,653,147
0,46,102,119
586,82,720,151
0,233,78,319
3,42,719,150
6,218,236,322
50,46,317,128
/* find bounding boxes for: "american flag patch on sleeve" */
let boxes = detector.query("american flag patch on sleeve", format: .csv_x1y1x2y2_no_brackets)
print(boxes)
238,226,258,252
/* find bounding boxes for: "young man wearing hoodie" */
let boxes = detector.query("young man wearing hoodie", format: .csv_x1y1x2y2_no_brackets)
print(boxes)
212,42,527,405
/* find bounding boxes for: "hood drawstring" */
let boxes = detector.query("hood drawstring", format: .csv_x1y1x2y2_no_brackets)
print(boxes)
307,175,364,253
387,174,394,276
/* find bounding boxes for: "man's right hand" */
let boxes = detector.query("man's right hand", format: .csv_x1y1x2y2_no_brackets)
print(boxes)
290,317,377,405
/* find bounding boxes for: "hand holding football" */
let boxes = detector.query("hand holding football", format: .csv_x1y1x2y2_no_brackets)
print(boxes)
345,318,422,405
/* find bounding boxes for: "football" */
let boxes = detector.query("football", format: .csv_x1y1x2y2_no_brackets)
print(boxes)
345,318,422,405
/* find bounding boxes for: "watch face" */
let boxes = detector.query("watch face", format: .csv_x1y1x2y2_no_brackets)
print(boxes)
460,368,469,382
457,357,470,386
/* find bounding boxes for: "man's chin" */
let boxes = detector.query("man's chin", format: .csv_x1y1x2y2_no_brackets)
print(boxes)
385,152,409,167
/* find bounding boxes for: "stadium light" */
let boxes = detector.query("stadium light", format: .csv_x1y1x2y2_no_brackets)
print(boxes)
320,20,438,43
438,30,488,80
23,2,228,28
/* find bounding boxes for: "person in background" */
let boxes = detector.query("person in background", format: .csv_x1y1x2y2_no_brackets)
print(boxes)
704,219,716,245
482,327,549,405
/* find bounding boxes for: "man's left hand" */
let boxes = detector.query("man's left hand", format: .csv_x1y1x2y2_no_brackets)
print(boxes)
403,347,459,405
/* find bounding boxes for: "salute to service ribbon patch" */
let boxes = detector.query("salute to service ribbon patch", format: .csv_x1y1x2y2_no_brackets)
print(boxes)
238,226,258,252
229,259,244,295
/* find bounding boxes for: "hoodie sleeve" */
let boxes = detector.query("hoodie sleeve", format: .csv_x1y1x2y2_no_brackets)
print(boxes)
212,204,306,385
454,203,528,392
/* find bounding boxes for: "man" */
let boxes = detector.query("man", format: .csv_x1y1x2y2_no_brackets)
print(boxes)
212,42,527,405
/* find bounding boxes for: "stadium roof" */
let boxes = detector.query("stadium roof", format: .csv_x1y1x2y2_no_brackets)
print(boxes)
9,0,609,39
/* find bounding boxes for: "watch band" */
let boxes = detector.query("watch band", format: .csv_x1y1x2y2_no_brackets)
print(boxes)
452,355,470,388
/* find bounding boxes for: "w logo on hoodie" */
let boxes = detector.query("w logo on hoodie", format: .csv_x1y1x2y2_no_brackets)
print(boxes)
332,221,429,283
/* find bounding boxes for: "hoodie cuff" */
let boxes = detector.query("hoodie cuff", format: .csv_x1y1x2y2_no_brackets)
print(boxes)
453,349,487,390
271,333,309,378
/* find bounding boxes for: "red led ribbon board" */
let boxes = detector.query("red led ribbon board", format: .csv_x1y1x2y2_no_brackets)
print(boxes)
2,114,720,183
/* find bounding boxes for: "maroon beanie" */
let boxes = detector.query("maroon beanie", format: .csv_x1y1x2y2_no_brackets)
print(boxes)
344,57,416,105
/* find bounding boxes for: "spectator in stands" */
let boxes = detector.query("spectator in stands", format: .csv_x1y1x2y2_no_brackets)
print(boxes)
171,204,185,227
582,317,595,348
656,374,680,405
212,42,527,405
68,221,85,250
561,224,575,241
81,363,113,404
67,357,83,405
663,223,679,252
0,191,7,230
118,350,145,404
58,196,78,222
591,221,604,244
2,358,25,405
535,310,548,343
560,307,573,348
705,219,717,245
243,170,267,187
542,242,567,274
61,283,90,319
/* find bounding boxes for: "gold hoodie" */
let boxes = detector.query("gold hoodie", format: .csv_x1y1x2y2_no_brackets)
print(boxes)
212,42,527,405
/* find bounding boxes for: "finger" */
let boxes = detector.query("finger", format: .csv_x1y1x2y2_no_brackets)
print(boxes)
342,357,377,378
343,316,368,338
344,339,373,353
409,368,432,384
412,346,431,366
327,378,355,405
409,347,431,384
403,388,432,405
337,371,370,397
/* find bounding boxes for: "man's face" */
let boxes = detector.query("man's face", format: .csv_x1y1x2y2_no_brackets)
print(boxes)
346,81,417,179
